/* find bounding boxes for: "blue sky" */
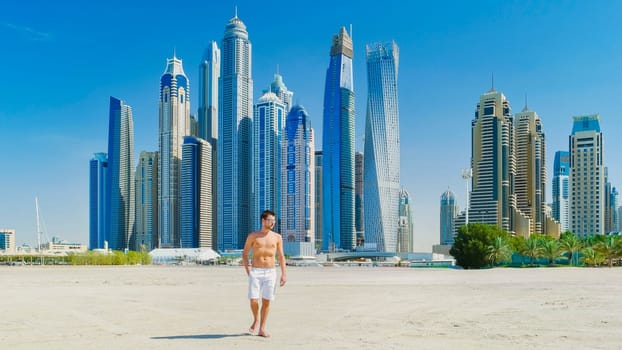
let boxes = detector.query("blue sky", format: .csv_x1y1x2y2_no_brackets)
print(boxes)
1,0,620,251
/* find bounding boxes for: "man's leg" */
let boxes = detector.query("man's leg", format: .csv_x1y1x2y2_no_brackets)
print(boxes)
258,298,271,337
249,299,259,334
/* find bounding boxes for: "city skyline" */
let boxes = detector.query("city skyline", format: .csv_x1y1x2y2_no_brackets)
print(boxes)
2,1,622,251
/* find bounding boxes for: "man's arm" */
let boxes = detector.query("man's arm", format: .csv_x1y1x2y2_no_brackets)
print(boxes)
242,234,254,275
276,234,287,286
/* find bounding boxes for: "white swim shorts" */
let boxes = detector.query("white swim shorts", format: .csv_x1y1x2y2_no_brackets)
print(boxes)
248,267,277,300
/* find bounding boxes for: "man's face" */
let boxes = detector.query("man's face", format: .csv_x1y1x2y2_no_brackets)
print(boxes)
262,215,276,230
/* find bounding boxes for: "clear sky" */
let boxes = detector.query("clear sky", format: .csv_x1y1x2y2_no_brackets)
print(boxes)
1,0,621,251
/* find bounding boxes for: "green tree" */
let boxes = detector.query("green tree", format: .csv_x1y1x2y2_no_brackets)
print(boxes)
559,232,582,266
520,236,543,266
540,239,562,265
450,223,508,269
487,236,512,266
593,235,620,268
581,247,605,267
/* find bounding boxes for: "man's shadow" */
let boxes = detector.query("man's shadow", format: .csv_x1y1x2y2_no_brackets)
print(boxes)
152,333,248,340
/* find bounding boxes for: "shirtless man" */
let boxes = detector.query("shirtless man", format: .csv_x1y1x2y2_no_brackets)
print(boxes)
242,209,287,338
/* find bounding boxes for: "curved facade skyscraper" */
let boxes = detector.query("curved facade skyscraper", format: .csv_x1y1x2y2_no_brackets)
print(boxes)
218,13,253,250
322,27,355,251
552,151,570,232
107,97,135,251
281,105,315,256
159,55,190,248
363,41,400,252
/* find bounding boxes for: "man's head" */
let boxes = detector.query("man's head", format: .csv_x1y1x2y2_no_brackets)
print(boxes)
261,209,276,229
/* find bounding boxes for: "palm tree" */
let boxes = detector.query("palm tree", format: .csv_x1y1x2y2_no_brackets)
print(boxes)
594,235,620,268
487,236,512,267
560,233,582,266
521,236,542,266
541,239,562,265
581,247,605,267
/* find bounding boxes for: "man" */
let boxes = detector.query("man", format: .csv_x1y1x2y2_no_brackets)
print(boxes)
242,209,287,338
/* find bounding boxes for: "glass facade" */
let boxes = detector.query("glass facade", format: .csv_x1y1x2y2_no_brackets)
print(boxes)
218,14,253,250
440,190,457,246
253,92,285,232
135,151,158,251
89,153,108,250
363,41,400,252
107,97,134,250
159,56,190,248
552,151,570,231
322,27,355,251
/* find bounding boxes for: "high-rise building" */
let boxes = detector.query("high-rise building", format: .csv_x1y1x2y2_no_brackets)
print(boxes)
281,105,315,257
198,41,220,243
569,114,604,236
604,169,619,234
440,190,457,245
397,189,414,253
253,91,286,231
0,229,15,252
218,12,253,250
107,97,135,250
363,41,400,252
514,106,554,235
266,71,293,113
89,152,108,250
322,27,355,251
355,151,364,246
459,89,529,236
618,206,622,232
135,151,158,250
552,151,570,232
181,136,213,248
314,151,323,250
159,55,191,248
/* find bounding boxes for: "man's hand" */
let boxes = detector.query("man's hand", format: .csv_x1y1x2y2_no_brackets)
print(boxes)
280,275,287,287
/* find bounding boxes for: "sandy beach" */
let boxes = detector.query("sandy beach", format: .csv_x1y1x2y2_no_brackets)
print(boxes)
1,265,621,350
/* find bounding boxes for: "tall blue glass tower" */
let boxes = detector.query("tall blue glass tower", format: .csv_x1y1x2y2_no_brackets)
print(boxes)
89,152,108,250
159,55,190,248
322,27,355,252
218,12,253,250
363,41,400,252
253,92,285,231
181,136,212,248
107,97,134,251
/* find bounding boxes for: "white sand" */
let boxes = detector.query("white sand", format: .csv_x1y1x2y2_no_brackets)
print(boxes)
1,265,621,350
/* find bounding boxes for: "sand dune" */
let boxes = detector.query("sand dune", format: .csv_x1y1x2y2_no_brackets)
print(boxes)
1,265,621,349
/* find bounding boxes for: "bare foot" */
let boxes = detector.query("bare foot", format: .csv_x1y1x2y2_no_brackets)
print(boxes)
248,323,258,335
258,330,271,338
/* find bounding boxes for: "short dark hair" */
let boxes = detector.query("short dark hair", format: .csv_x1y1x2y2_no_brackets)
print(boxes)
261,209,276,220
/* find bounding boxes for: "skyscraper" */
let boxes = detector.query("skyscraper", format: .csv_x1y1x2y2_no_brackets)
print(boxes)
267,71,293,113
569,114,604,236
107,97,135,250
135,151,158,250
514,106,553,235
198,41,220,244
604,169,618,234
89,153,108,250
253,91,286,231
467,89,528,236
314,151,323,250
281,105,315,257
0,229,15,252
322,27,355,251
440,190,457,246
181,136,212,248
363,41,400,253
355,151,364,246
398,189,414,253
218,12,253,250
552,151,570,232
159,55,190,248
